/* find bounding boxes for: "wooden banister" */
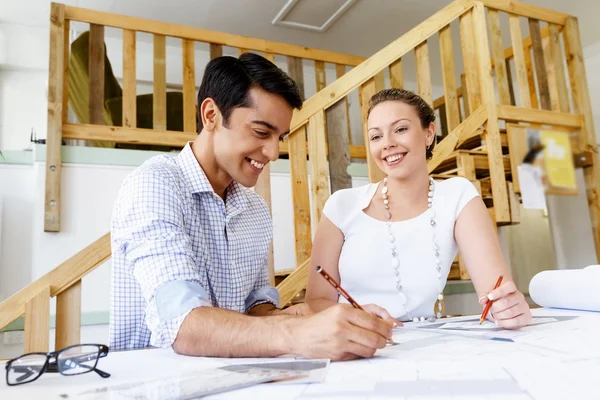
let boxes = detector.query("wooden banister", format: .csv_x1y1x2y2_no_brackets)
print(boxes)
62,5,365,66
0,233,111,331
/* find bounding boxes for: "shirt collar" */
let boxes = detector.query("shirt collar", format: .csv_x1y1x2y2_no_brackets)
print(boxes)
177,142,248,214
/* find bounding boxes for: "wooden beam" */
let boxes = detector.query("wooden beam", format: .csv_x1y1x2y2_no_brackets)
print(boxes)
497,105,583,128
62,19,70,124
64,6,365,66
24,287,50,353
44,2,65,232
289,127,312,267
415,41,433,106
439,25,460,132
488,10,512,105
473,3,510,223
508,13,531,108
564,16,600,261
389,58,403,89
0,233,111,331
314,60,326,92
153,34,167,130
460,9,482,114
549,24,570,113
529,19,552,110
288,0,474,131
335,64,354,147
276,259,310,306
55,280,81,350
209,43,222,59
287,57,305,100
327,98,352,193
360,77,386,183
182,39,196,133
307,110,330,225
123,30,137,128
479,0,569,25
89,24,105,126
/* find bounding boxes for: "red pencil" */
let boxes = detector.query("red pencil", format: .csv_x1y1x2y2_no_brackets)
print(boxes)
479,274,504,325
316,266,365,311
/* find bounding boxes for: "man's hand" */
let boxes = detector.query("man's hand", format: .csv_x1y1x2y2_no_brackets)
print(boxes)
285,304,393,361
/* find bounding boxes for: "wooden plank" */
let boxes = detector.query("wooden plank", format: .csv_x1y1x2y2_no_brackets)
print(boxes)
415,41,433,106
505,58,516,105
238,48,248,56
209,43,222,59
64,6,366,66
428,105,488,174
327,98,352,193
524,46,539,108
564,16,600,260
374,71,385,94
307,110,330,225
389,58,403,89
360,78,386,183
254,167,275,286
287,56,305,100
439,25,460,131
506,124,527,193
263,52,275,63
288,0,474,131
457,154,476,180
55,280,81,350
62,19,70,123
0,233,111,331
543,35,560,112
24,287,50,353
153,34,167,130
123,29,137,128
549,24,570,113
460,10,482,114
335,64,353,146
479,0,568,25
508,181,521,223
529,19,552,110
509,13,532,108
89,24,105,126
461,74,470,119
488,10,512,105
276,259,310,306
182,39,196,133
314,60,326,92
439,105,449,138
473,3,510,223
288,127,312,266
44,3,65,232
497,105,582,128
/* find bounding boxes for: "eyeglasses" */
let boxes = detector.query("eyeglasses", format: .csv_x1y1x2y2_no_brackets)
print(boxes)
5,344,111,386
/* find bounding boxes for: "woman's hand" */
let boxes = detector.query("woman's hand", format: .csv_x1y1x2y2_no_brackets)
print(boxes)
479,280,532,329
362,304,402,327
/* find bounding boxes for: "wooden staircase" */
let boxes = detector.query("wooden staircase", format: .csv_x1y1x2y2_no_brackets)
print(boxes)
1,0,599,354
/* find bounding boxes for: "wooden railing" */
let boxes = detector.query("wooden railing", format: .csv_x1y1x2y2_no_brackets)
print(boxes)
3,0,598,353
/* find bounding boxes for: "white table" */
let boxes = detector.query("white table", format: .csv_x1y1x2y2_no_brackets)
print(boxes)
1,308,599,400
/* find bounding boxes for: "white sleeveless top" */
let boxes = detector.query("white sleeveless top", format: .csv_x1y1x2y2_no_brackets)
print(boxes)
322,177,480,321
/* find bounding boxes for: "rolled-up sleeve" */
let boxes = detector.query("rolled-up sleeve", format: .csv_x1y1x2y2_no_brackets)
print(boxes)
244,253,280,313
112,169,211,348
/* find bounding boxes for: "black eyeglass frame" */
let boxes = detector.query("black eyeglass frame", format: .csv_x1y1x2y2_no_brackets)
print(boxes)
5,343,110,386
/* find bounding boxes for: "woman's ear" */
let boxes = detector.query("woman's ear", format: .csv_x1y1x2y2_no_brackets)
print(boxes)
199,98,220,132
426,122,437,147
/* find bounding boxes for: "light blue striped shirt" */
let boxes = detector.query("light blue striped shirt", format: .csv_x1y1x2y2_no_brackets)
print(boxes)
109,143,278,350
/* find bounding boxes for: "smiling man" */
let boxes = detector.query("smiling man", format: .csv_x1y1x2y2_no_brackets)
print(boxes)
109,53,394,360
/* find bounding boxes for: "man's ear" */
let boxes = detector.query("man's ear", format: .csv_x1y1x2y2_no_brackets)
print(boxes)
200,98,220,132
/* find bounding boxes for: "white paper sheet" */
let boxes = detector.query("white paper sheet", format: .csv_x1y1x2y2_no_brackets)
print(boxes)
529,265,600,312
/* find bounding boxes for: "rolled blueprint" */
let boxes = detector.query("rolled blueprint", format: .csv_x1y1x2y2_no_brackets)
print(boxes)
529,265,600,312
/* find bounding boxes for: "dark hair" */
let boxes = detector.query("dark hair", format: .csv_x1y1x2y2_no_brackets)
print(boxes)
196,53,303,132
367,88,436,159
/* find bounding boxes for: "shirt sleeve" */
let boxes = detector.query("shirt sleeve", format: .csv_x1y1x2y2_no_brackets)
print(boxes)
244,253,280,313
112,168,211,348
454,177,481,220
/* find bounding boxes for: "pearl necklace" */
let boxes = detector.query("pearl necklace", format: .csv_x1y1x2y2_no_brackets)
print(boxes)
382,176,444,322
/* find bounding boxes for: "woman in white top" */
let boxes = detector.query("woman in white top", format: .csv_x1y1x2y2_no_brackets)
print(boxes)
305,89,532,329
